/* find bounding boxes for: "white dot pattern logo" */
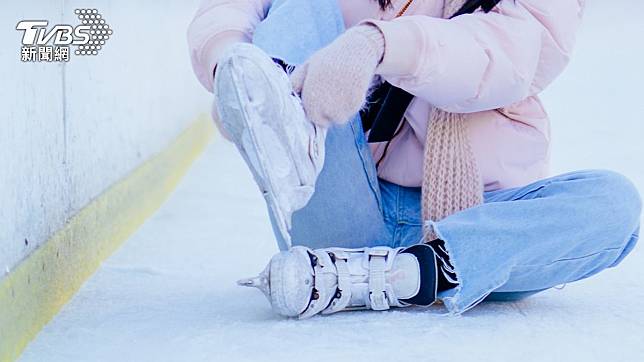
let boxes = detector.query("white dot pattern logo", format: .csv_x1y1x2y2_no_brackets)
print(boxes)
74,8,112,56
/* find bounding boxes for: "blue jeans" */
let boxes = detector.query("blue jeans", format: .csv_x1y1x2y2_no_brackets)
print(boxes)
253,0,643,313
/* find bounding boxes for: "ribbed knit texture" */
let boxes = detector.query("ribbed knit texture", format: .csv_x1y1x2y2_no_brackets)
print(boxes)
421,0,484,241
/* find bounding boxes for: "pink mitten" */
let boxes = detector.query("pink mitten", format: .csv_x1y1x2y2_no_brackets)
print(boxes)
290,25,385,127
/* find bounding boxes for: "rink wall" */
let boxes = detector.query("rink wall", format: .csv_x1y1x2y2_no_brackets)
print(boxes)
0,1,212,360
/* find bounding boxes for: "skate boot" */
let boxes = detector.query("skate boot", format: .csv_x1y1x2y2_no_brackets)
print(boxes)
238,245,439,319
214,43,327,247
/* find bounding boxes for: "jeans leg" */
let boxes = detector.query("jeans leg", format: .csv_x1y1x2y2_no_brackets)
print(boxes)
251,0,391,250
253,0,345,66
428,170,642,314
379,180,425,248
285,118,391,250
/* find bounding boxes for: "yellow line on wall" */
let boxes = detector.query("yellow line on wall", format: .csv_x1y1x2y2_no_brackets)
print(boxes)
0,115,214,362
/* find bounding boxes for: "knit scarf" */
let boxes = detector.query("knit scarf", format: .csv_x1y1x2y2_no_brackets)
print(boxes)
421,0,484,241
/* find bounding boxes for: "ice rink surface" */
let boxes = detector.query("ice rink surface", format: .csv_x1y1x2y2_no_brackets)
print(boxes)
20,2,644,361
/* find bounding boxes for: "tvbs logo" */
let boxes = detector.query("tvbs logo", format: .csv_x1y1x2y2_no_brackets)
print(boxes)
16,9,112,62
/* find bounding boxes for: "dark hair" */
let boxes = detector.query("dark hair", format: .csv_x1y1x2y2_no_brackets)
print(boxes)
377,0,392,9
377,0,501,14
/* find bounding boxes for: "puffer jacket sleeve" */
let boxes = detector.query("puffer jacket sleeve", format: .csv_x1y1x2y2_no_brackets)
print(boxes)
187,0,272,92
368,0,586,113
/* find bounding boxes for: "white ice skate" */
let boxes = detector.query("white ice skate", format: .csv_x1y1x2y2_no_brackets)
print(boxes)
238,245,438,318
214,43,327,247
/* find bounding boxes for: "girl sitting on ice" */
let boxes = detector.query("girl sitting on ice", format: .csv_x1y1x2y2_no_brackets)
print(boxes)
187,0,641,318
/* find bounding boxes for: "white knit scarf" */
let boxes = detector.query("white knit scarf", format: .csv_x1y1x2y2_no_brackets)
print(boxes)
421,0,484,241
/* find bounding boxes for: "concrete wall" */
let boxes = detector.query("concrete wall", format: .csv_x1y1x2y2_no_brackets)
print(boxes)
0,0,210,275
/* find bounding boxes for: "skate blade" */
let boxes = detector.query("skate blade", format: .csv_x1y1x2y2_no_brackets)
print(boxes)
236,276,263,287
237,269,271,299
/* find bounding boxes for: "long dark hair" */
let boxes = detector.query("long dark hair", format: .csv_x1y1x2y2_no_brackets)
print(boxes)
377,0,502,14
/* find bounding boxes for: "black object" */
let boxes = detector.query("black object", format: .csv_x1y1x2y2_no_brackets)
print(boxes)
361,81,414,142
427,238,460,292
361,0,503,143
400,244,438,306
273,58,290,72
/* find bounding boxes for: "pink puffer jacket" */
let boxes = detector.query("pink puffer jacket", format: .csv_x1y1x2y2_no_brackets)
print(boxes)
188,0,586,191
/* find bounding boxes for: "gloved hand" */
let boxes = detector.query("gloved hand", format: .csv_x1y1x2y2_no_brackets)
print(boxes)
290,24,385,128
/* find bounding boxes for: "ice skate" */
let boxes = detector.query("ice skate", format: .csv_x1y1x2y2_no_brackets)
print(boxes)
238,245,439,319
214,43,327,247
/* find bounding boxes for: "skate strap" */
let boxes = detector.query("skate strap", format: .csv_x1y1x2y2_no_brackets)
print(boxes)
367,248,390,310
315,247,410,316
299,250,340,319
322,251,352,314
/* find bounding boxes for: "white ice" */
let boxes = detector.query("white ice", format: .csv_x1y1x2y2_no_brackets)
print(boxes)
19,2,644,361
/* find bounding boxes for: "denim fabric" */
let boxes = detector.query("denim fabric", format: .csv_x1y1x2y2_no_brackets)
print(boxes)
254,0,390,251
431,171,641,312
379,176,641,312
253,0,345,66
251,0,642,313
